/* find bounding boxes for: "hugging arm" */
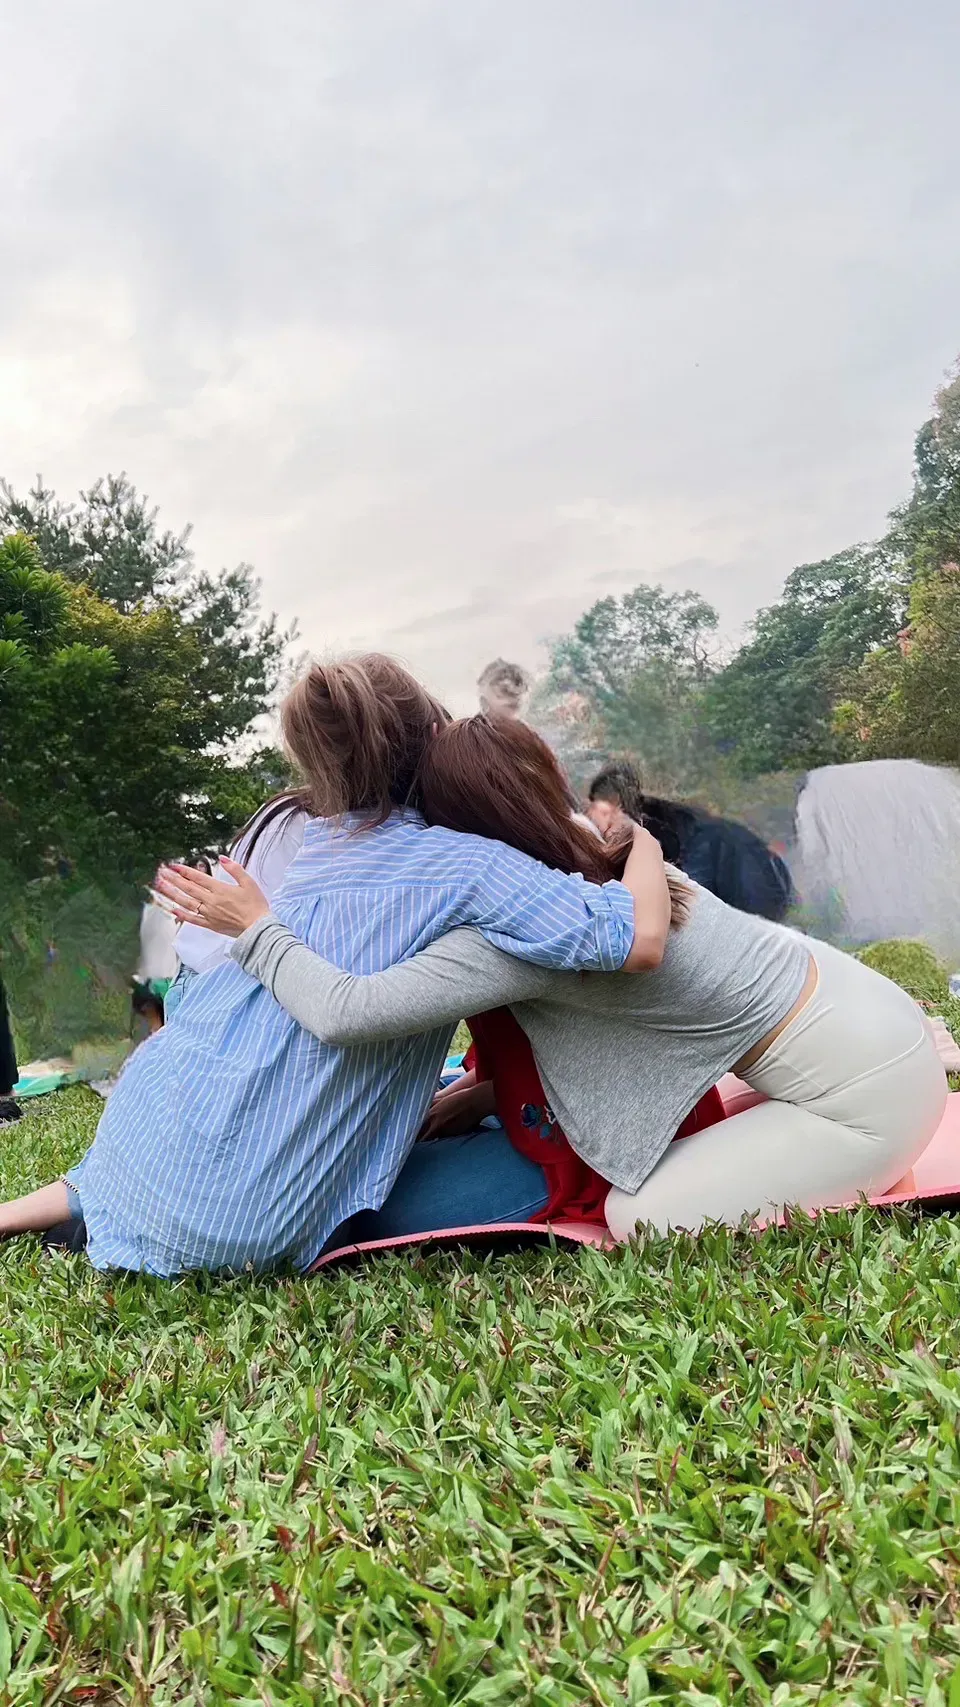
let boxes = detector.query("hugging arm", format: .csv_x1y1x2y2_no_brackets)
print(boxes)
229,918,553,1045
463,839,636,972
466,826,670,974
161,827,672,979
620,827,672,969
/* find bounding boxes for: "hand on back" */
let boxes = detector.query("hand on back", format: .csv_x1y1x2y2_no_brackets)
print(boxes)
155,858,270,938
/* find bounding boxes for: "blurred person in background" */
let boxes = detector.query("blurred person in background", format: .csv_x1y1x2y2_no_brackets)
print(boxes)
477,658,530,720
588,763,793,922
132,886,180,1036
0,978,21,1125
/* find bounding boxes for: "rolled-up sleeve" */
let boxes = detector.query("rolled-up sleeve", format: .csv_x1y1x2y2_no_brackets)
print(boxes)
465,844,636,972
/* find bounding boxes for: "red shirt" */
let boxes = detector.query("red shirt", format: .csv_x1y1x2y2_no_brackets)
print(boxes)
465,1008,726,1226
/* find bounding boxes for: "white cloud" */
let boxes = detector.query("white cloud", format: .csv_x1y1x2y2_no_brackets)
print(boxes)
1,0,958,711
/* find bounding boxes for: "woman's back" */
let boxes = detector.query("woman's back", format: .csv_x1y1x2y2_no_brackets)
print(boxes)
517,882,807,1184
74,812,636,1274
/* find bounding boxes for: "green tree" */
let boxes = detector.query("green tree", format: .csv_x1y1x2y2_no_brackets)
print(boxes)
0,482,293,1057
547,585,719,790
890,362,960,577
0,473,188,607
702,546,904,777
836,563,960,763
829,366,960,765
551,584,718,701
0,531,282,877
0,473,289,744
1,532,117,861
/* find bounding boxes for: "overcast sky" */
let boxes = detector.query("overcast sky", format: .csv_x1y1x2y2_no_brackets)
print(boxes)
1,0,958,711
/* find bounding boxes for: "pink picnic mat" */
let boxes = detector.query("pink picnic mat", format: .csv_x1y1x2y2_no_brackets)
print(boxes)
310,1082,960,1271
310,1219,608,1271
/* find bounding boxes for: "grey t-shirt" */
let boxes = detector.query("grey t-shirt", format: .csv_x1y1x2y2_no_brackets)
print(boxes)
230,883,810,1194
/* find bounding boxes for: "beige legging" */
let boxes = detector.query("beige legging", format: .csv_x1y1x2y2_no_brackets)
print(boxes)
605,939,947,1238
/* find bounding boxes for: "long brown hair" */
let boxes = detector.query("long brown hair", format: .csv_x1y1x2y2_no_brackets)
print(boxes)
281,654,449,824
416,716,692,926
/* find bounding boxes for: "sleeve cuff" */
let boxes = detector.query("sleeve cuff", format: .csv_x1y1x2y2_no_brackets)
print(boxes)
593,879,637,970
229,912,283,972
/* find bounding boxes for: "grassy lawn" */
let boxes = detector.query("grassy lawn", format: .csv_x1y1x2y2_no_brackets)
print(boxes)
3,946,960,1703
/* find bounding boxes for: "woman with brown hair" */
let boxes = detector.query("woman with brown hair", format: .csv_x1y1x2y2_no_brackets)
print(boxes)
163,715,948,1240
0,657,670,1272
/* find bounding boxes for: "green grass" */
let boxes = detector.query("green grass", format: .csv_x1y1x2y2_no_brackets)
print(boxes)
856,940,960,1027
854,941,960,1090
5,951,960,1704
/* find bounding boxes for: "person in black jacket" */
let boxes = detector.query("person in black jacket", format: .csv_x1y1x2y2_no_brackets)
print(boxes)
0,977,21,1124
587,764,794,922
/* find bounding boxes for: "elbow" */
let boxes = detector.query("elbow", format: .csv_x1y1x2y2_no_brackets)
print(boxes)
321,1023,368,1047
320,1014,405,1046
623,932,667,972
291,1010,367,1046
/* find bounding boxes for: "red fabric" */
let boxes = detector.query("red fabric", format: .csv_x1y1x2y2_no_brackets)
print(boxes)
464,1009,727,1226
675,1083,727,1138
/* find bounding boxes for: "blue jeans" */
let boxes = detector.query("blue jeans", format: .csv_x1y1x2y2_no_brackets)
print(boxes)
325,1128,549,1250
63,1132,548,1258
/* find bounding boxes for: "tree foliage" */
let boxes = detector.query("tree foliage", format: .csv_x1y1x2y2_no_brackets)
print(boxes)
702,547,905,776
551,584,718,701
0,478,293,1053
1,473,189,608
0,473,289,745
835,367,960,764
0,530,284,877
547,585,719,790
836,564,960,763
889,363,960,577
536,363,960,792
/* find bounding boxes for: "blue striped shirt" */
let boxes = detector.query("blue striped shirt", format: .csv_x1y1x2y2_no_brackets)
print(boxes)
68,813,635,1274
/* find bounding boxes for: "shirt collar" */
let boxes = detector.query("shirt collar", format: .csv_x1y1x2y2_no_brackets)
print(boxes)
304,807,425,846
